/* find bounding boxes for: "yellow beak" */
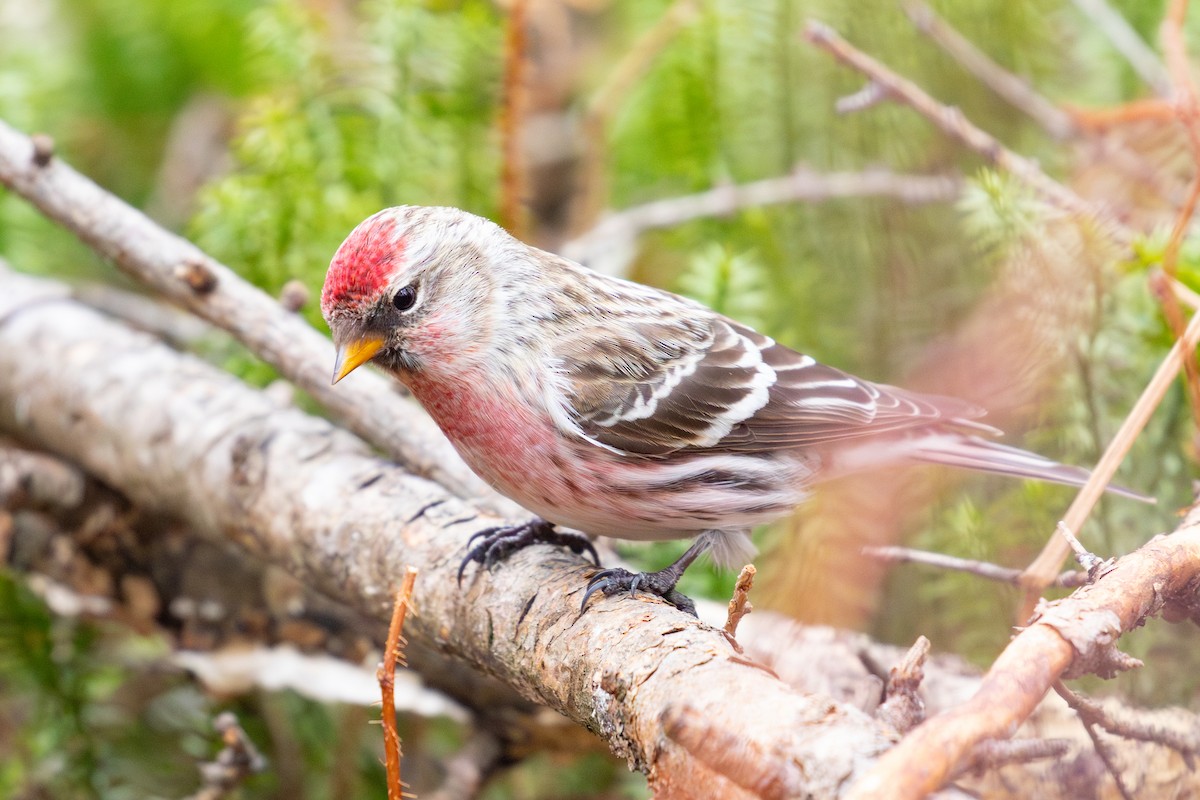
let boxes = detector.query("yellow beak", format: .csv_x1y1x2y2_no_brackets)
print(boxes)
332,335,385,384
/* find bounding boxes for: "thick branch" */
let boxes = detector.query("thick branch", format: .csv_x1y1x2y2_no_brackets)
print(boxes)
0,117,506,511
0,265,896,799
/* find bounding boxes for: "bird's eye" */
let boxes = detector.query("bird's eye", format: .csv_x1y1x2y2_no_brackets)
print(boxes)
392,284,418,312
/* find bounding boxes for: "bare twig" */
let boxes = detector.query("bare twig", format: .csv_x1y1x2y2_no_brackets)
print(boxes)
562,167,961,267
864,546,1089,589
499,0,530,237
723,564,755,642
0,117,510,513
953,738,1072,780
1055,680,1200,766
1055,521,1107,575
1054,682,1134,800
902,2,1076,139
184,712,266,800
876,636,929,735
379,567,419,800
804,20,1132,244
845,510,1200,799
1071,0,1172,96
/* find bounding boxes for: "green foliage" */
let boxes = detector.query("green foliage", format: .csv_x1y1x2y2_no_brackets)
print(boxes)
190,0,504,327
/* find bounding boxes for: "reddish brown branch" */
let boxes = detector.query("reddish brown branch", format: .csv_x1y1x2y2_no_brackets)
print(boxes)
847,519,1200,799
1020,304,1200,609
379,567,419,800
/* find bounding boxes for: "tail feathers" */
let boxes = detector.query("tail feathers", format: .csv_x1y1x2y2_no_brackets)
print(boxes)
910,435,1152,503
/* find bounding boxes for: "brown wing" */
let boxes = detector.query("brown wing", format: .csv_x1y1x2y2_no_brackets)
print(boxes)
557,312,986,458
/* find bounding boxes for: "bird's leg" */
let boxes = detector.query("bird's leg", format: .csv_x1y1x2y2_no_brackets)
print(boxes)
457,517,600,584
580,538,710,617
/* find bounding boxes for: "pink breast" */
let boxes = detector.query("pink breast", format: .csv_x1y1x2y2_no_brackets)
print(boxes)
403,371,568,498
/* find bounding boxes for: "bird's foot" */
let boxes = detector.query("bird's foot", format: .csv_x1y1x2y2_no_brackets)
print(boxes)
457,517,599,584
581,566,697,617
580,538,710,617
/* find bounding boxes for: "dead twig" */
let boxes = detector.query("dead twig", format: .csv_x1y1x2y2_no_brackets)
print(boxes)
876,636,929,735
1055,680,1200,768
379,567,419,800
953,738,1073,780
804,20,1132,244
845,514,1200,799
864,546,1089,589
723,564,756,643
184,712,266,800
562,167,961,269
901,2,1076,139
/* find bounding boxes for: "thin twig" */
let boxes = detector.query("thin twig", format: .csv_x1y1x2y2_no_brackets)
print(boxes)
864,546,1089,588
804,20,1127,241
876,636,930,735
1054,680,1200,766
951,738,1072,780
499,0,530,237
1019,304,1200,612
723,564,756,642
902,2,1076,139
1071,0,1172,96
562,167,962,268
846,518,1200,799
1067,97,1179,129
184,712,266,800
1054,682,1133,800
378,567,419,800
1055,521,1107,575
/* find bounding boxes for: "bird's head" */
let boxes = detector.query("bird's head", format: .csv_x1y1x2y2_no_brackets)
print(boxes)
321,206,516,383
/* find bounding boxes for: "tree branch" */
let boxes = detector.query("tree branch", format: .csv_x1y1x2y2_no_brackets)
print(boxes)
0,265,898,799
0,117,508,512
846,514,1200,799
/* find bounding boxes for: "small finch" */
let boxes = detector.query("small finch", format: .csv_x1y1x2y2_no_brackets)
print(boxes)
323,205,1140,615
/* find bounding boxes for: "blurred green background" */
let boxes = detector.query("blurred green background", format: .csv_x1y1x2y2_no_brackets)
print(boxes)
2,0,1198,797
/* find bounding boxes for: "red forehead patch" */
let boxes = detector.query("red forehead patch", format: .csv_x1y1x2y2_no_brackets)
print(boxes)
321,214,404,318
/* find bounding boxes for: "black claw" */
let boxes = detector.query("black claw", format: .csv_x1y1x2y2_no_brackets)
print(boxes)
458,518,599,585
580,575,613,613
578,566,698,616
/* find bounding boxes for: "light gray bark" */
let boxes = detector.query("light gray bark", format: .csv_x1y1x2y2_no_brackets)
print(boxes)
0,265,897,799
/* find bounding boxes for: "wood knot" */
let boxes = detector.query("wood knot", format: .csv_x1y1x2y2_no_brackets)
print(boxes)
175,256,218,294
30,133,55,167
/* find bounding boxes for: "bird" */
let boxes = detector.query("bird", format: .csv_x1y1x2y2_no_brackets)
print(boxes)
322,205,1142,616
